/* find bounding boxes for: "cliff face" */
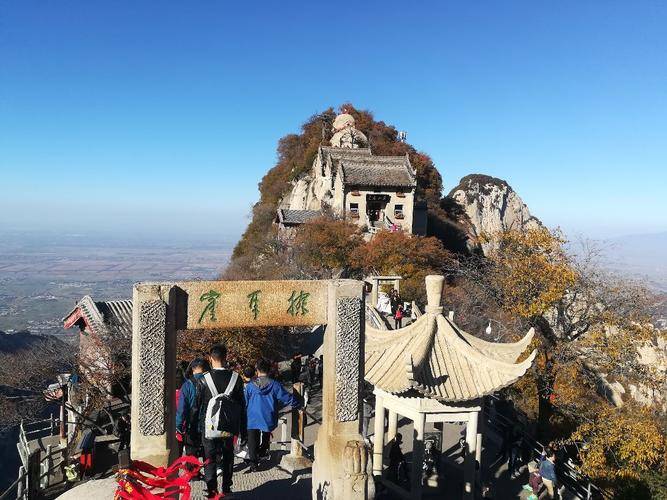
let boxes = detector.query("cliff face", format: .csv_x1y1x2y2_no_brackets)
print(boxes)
449,174,542,253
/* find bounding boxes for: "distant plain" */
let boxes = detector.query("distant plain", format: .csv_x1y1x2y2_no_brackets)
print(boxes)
0,229,664,336
0,230,234,335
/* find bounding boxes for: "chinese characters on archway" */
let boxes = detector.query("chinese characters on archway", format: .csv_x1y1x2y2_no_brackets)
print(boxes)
197,289,311,324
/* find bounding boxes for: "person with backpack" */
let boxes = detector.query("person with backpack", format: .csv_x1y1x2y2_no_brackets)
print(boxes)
244,358,300,472
176,358,209,461
193,344,245,498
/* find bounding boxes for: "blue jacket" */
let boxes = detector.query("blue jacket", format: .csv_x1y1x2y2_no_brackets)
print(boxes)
244,376,300,432
539,458,557,482
176,373,204,432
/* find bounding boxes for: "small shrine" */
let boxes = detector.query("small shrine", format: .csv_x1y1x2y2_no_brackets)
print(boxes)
365,275,536,499
275,112,428,235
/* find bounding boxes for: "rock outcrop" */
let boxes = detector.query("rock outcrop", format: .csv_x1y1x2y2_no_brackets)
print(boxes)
449,174,542,253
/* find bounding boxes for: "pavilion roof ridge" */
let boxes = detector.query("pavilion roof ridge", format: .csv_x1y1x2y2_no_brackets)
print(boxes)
434,315,536,374
364,306,536,402
448,319,535,363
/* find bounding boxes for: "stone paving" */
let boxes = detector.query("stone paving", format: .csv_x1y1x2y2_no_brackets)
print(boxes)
187,385,540,499
190,451,312,499
60,383,543,499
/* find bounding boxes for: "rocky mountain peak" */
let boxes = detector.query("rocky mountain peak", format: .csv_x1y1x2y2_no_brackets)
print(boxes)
449,174,542,253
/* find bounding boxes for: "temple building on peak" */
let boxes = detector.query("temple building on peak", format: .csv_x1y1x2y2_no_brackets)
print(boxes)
276,112,427,235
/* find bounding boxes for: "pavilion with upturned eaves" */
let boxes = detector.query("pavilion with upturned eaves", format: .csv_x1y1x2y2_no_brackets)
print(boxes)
365,275,536,499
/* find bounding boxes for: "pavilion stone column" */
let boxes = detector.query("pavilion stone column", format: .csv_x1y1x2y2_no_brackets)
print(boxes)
425,275,445,315
371,279,379,308
463,411,479,499
387,410,398,443
372,393,385,477
411,412,426,500
130,283,179,467
313,280,370,500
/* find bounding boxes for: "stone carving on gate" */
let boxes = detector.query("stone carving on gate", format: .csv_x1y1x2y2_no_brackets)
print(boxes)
131,279,367,499
335,297,362,422
138,300,167,435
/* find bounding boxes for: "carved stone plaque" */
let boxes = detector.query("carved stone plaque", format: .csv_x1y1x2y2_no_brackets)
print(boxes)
180,280,327,329
335,297,362,422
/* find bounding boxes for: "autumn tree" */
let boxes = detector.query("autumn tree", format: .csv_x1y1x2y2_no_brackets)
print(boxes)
351,230,455,303
571,404,665,490
293,215,364,279
0,332,75,431
457,227,666,492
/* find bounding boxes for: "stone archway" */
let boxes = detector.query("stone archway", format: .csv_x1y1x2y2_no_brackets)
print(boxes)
129,279,369,499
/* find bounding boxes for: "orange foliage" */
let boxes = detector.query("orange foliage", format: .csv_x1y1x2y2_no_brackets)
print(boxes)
571,404,666,482
293,216,364,278
351,230,455,302
484,228,576,318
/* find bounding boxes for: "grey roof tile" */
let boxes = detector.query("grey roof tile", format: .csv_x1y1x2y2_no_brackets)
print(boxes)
277,209,321,225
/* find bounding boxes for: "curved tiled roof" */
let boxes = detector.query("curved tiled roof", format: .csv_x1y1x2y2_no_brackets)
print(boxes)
340,160,416,188
364,312,535,402
276,209,321,225
63,295,132,337
319,146,416,189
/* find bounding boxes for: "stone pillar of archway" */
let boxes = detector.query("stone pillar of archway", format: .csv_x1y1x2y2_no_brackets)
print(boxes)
312,279,370,500
129,283,180,467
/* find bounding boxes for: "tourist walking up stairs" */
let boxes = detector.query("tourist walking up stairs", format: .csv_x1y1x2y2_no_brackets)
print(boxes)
193,344,245,498
244,358,300,472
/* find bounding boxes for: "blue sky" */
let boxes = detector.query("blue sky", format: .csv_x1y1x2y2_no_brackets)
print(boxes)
1,1,665,240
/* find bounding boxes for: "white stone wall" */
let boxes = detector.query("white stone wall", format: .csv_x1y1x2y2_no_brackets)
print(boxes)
343,189,414,232
333,172,345,213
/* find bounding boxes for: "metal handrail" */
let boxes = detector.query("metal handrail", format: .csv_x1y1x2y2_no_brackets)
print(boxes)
0,470,25,500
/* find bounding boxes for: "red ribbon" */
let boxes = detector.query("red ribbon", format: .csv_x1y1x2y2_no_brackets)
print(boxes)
115,455,212,500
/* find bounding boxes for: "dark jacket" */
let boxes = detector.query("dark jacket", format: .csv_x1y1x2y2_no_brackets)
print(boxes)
193,367,245,437
244,375,299,432
176,372,204,433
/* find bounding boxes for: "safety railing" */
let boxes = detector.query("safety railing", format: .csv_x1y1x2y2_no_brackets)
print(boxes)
1,450,40,500
4,414,66,500
0,467,26,500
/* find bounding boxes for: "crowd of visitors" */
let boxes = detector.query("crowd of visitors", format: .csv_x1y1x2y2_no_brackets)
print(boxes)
175,344,302,498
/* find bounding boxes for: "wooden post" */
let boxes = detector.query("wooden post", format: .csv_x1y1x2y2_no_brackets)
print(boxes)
27,452,39,500
17,466,25,499
50,413,55,436
290,382,306,457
